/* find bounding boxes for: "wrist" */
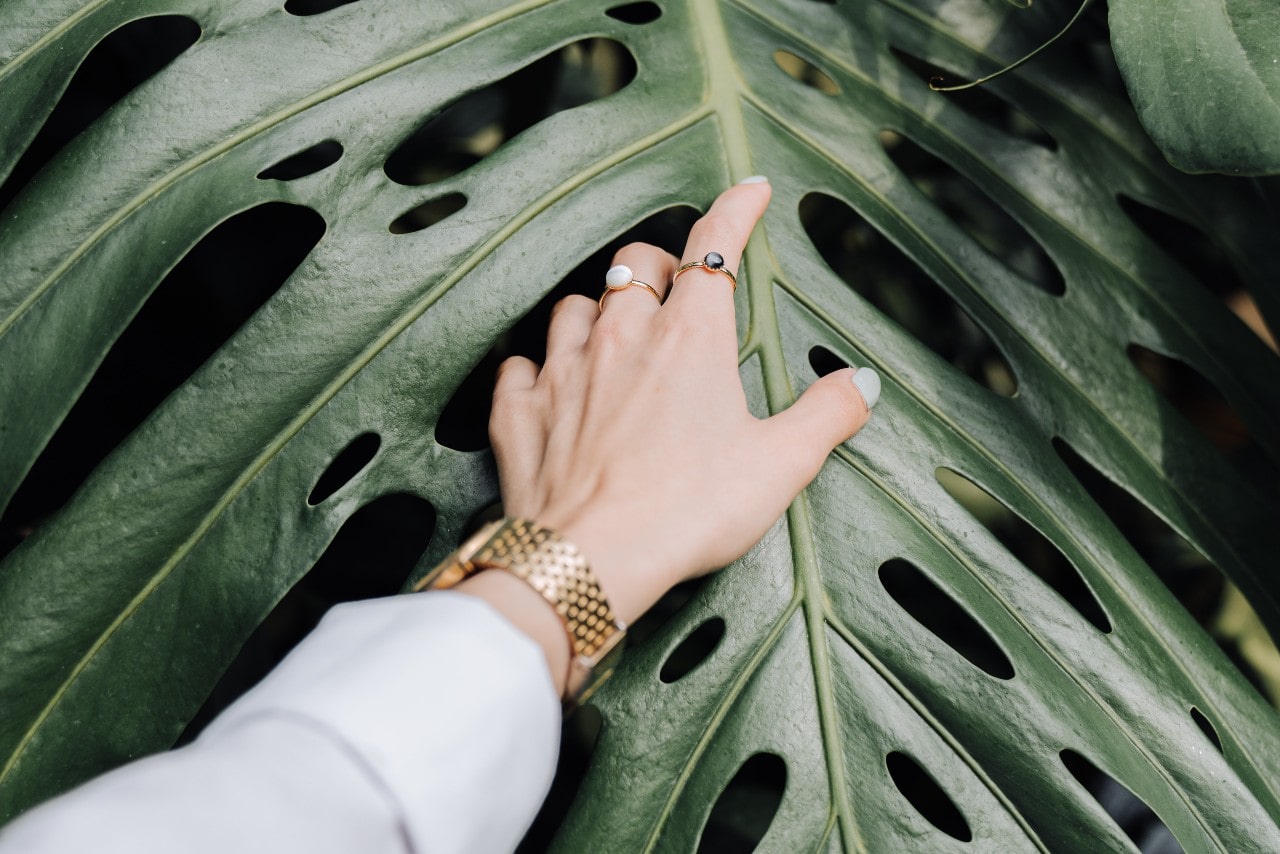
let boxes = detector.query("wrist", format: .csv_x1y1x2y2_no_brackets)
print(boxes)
552,524,658,627
536,504,675,627
417,517,627,705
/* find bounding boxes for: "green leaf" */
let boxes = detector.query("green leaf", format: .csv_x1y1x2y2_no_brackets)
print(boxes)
1109,0,1280,175
2,0,1279,849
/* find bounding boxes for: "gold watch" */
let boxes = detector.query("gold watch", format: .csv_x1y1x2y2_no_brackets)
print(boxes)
414,518,626,705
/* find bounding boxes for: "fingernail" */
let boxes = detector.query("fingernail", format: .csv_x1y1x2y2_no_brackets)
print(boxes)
852,368,881,410
737,175,769,184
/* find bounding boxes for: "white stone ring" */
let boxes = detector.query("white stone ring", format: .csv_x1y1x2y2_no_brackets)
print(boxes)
598,264,663,311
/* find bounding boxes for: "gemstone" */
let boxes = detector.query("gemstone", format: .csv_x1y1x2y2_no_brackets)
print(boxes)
704,251,725,269
605,264,633,288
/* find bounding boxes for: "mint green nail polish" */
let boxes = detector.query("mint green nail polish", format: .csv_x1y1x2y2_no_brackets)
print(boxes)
852,368,881,410
737,175,769,184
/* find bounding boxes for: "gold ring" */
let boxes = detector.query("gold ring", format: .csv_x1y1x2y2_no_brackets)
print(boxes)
599,264,663,311
672,251,737,292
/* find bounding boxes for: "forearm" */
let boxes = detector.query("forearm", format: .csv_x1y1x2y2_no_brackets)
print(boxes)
455,570,572,698
0,594,561,854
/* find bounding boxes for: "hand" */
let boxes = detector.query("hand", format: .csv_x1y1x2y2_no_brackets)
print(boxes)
486,178,880,628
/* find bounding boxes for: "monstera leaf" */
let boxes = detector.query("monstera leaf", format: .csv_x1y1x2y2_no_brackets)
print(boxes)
2,0,1279,849
1109,0,1280,176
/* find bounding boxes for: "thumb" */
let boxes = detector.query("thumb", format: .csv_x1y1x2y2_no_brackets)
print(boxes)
758,366,880,491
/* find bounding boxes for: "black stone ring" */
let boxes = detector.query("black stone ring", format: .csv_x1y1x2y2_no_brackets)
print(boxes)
672,251,738,292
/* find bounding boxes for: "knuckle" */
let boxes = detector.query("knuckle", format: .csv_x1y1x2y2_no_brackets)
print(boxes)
551,294,593,322
493,356,525,385
614,241,658,261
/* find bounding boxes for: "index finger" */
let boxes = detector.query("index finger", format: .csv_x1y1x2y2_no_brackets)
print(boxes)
665,177,771,323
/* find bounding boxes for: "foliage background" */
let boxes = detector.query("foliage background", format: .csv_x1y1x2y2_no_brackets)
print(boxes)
2,0,1280,850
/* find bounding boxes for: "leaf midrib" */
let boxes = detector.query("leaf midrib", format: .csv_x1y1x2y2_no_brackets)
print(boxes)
707,0,874,847
736,14,1280,773
667,1,1196,846
756,252,1046,847
637,3,856,849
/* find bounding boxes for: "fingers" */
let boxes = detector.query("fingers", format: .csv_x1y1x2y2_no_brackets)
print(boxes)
490,355,545,511
493,353,538,393
756,366,881,496
598,243,679,314
545,294,598,360
666,178,771,318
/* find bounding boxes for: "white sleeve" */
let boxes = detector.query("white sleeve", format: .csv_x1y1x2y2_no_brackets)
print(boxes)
0,592,562,854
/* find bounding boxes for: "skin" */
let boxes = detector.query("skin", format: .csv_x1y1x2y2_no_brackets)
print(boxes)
453,179,874,697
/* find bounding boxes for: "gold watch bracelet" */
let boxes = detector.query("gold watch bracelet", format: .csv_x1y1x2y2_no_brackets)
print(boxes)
413,517,626,706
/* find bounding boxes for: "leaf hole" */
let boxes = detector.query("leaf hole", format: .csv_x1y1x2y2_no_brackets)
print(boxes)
889,47,1057,151
885,751,972,842
385,39,636,186
605,2,662,24
799,191,1018,396
772,50,839,95
883,132,1065,295
1189,707,1223,753
1117,195,1245,302
1125,344,1278,496
389,192,468,235
697,753,787,853
936,467,1111,633
659,617,726,683
0,203,325,560
1060,749,1185,853
879,558,1015,679
0,15,201,214
284,0,361,15
1052,437,1278,699
178,492,435,743
307,432,381,506
1052,437,1223,623
257,140,344,181
807,345,850,379
433,205,699,453
626,578,706,649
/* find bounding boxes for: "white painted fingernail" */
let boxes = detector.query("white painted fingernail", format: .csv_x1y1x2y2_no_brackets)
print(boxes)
605,265,633,287
852,368,881,410
737,175,769,184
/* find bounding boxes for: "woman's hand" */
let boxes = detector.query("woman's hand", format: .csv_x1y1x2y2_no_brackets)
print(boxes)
484,178,879,630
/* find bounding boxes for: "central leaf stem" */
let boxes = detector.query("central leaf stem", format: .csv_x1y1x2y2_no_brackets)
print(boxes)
689,0,866,849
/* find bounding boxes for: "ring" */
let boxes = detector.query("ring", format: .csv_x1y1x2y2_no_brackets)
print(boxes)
672,251,737,292
598,264,663,311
